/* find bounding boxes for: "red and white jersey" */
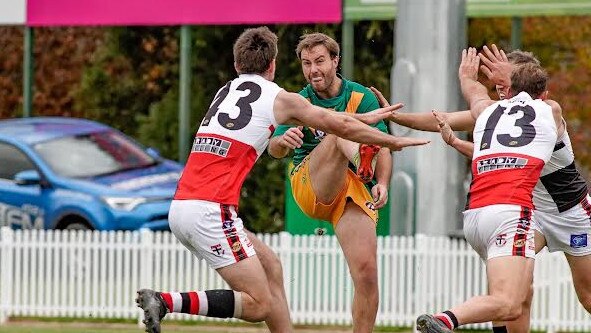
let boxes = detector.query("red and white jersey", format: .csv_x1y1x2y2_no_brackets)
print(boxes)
174,74,283,206
467,92,557,210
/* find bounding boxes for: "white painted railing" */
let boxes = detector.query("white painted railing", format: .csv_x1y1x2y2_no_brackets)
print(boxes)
0,227,589,331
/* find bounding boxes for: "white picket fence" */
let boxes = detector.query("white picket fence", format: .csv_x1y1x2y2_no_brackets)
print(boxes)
0,227,589,332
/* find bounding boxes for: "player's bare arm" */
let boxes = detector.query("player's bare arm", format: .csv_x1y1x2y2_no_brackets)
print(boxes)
546,99,566,137
433,111,474,158
369,86,475,132
273,90,430,151
372,148,391,209
459,47,494,119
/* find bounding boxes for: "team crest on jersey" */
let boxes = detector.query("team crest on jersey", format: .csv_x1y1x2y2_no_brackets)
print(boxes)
365,201,376,211
495,233,507,247
308,127,326,140
211,244,224,256
570,234,588,248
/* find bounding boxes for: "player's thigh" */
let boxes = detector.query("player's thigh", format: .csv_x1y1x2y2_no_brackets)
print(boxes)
487,256,534,303
306,135,350,202
217,256,272,300
335,202,377,271
565,253,591,303
244,230,282,278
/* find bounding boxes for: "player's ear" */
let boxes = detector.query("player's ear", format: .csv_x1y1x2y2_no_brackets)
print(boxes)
234,62,241,74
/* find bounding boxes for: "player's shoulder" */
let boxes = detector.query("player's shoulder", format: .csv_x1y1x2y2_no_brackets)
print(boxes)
345,80,378,103
346,80,372,94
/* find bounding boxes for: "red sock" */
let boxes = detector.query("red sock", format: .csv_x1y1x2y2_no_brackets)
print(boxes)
160,291,207,315
435,310,458,330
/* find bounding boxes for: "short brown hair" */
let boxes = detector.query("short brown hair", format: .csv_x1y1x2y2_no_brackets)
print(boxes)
511,62,548,98
507,50,541,66
233,26,278,74
295,32,340,60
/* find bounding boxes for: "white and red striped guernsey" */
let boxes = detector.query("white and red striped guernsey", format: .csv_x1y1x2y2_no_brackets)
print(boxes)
174,74,283,206
467,92,557,210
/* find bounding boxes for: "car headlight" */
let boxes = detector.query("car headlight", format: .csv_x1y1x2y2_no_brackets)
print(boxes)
101,196,147,211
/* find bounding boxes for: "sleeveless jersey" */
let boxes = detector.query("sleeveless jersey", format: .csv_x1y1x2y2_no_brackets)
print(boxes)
467,92,557,209
533,123,589,213
174,74,283,206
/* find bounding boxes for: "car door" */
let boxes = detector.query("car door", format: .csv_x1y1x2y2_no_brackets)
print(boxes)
0,141,47,229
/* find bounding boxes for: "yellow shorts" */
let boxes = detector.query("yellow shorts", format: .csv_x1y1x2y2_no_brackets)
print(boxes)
290,155,378,226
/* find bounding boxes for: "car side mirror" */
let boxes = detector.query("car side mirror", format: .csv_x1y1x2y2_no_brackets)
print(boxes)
14,170,41,186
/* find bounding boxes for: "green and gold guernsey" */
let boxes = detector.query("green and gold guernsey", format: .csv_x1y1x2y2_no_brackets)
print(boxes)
273,77,389,167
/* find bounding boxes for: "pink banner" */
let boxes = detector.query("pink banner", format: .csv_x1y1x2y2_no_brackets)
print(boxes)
27,0,342,26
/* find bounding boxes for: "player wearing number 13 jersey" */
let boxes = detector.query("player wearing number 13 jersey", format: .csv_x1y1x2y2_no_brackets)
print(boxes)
467,91,557,211
136,27,429,333
416,49,561,333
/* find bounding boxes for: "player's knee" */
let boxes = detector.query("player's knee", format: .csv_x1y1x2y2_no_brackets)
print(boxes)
496,298,524,321
247,293,273,322
350,258,378,288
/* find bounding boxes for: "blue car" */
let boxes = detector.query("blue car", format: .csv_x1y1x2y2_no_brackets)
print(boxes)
0,117,183,231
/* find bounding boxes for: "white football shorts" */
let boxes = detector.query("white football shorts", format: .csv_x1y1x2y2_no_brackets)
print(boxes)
463,204,536,261
535,194,591,256
168,199,256,269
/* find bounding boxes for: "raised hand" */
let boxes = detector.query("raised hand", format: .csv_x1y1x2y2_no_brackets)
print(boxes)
478,44,512,87
458,47,480,82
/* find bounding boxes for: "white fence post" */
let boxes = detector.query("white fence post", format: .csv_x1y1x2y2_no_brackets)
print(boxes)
138,229,154,326
0,227,14,324
413,234,428,333
279,231,293,308
546,254,559,333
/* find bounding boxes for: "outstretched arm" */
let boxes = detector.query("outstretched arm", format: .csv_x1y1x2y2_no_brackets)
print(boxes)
433,111,474,158
369,86,475,132
273,91,430,152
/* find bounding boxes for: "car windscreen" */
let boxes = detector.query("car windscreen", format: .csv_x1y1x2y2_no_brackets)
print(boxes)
33,130,157,178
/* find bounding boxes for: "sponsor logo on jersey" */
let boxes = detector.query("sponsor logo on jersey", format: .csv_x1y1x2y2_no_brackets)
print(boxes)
476,156,528,175
231,242,242,253
570,234,588,249
192,136,231,157
514,239,526,248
